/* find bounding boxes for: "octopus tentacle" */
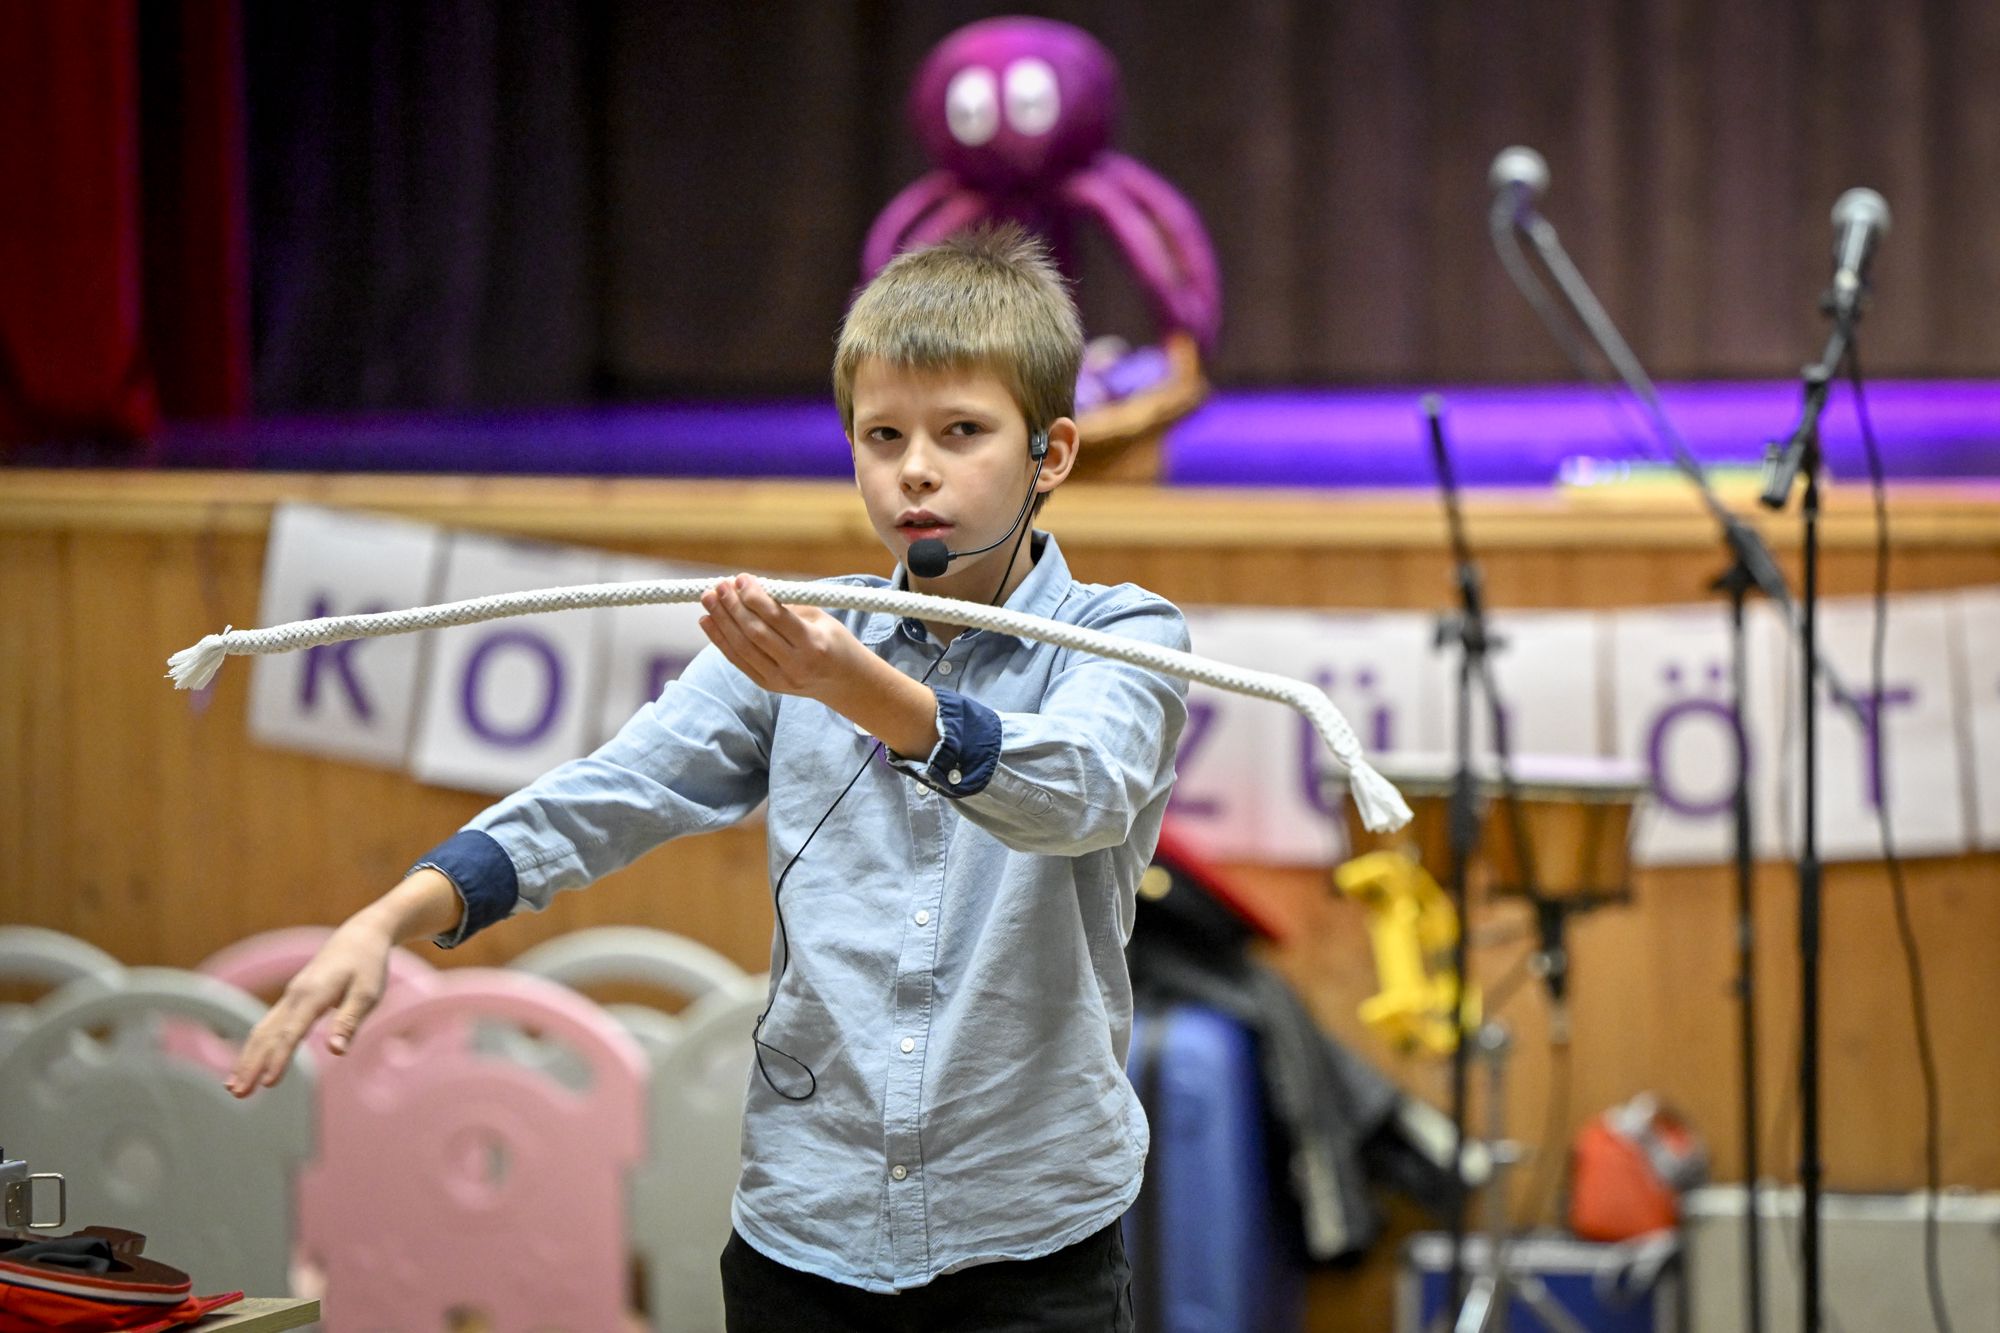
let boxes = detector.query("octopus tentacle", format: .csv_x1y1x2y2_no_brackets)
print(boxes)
863,174,995,278
1092,152,1222,347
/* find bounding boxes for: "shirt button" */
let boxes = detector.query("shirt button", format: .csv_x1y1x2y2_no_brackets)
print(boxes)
947,768,963,785
900,1037,916,1054
937,660,953,675
891,1165,908,1181
914,910,930,926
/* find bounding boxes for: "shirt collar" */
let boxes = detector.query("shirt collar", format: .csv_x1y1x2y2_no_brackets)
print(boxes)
859,531,1071,648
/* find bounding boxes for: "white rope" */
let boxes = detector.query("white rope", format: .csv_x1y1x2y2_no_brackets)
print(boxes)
168,578,1413,832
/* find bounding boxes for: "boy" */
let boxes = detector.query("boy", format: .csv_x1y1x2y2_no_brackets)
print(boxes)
228,226,1188,1331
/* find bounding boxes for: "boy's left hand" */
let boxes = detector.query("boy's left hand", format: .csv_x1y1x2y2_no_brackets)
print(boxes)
700,574,868,703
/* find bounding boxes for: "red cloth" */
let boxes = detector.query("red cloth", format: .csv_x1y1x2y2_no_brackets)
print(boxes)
0,0,157,444
0,1285,242,1331
1151,820,1288,943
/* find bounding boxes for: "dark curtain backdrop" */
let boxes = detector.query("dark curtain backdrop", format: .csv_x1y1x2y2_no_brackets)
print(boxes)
245,0,2000,413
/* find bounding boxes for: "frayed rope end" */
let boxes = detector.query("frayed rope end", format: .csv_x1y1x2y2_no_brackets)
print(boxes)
1349,762,1415,834
166,627,233,691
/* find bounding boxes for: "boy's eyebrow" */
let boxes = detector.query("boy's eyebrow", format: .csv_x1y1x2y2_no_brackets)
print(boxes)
853,403,1000,426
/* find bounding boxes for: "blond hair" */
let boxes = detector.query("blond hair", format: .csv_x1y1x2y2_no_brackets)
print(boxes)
833,224,1083,438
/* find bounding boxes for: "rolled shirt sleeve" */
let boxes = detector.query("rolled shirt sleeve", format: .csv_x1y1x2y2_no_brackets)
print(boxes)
886,687,1004,797
409,829,517,949
886,590,1189,855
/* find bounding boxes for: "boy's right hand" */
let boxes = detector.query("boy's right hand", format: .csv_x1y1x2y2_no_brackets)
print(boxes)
225,914,394,1098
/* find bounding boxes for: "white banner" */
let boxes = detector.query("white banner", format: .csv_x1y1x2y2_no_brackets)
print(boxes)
244,505,1995,870
1794,594,1970,860
408,534,613,794
1170,608,1439,864
593,555,716,748
1608,603,1789,867
248,504,443,769
1954,588,2000,848
1423,610,1606,761
1167,609,1280,863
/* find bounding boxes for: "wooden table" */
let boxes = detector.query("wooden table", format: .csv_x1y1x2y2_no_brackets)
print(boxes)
188,1297,321,1331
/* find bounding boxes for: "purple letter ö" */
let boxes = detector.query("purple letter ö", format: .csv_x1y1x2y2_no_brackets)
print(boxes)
1645,693,1748,818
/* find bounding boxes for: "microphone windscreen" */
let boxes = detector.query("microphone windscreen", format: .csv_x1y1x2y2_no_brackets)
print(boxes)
1488,145,1550,200
907,539,951,579
1831,187,1891,236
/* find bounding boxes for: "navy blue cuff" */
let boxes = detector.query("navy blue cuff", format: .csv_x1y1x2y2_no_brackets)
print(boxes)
924,688,1002,797
409,829,518,949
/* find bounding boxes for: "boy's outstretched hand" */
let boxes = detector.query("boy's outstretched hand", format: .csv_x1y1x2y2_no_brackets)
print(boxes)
699,574,870,702
699,574,940,760
224,914,393,1097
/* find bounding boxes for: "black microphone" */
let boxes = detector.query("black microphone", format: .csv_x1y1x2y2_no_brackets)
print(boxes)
1487,145,1550,223
1828,187,1891,322
906,536,959,579
906,430,1048,579
906,540,950,580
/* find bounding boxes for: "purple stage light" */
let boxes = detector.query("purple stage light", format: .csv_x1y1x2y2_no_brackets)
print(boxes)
154,381,2000,487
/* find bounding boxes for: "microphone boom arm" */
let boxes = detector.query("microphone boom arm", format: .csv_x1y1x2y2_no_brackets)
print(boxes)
1511,211,1864,717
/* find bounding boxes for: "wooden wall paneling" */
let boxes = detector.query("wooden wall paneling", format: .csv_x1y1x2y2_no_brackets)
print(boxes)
3,471,1997,1328
2,533,74,938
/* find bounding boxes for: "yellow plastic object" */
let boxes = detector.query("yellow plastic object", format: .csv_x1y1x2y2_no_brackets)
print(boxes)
1333,849,1478,1056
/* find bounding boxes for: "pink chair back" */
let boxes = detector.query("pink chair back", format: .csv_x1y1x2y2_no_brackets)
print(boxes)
297,968,648,1332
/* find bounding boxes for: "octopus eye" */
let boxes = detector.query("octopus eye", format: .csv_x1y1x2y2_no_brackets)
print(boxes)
1002,58,1061,137
945,67,999,147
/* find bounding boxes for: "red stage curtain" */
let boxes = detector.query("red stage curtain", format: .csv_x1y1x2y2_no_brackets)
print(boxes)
0,0,247,455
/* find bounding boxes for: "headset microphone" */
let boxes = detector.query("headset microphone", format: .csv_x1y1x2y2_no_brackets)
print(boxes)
907,428,1049,579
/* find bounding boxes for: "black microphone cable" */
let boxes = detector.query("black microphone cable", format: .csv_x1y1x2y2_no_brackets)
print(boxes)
1849,347,1954,1333
752,441,1047,1100
907,431,1048,579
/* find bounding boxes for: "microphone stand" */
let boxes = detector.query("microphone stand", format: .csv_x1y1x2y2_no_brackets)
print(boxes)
1711,553,1767,1333
1498,198,1869,1333
1759,307,1859,1333
1437,429,1486,1324
1426,396,1550,1330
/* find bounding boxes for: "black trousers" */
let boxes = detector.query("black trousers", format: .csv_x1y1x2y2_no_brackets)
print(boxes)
720,1220,1134,1333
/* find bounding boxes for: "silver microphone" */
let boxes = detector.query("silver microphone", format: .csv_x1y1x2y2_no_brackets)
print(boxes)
1829,187,1891,320
1488,146,1550,222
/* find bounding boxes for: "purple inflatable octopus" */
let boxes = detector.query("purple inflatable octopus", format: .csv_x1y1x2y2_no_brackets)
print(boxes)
863,16,1222,357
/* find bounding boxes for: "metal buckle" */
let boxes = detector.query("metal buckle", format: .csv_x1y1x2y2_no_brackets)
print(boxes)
1,1154,67,1234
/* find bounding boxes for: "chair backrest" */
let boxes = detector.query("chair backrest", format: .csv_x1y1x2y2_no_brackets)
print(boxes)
628,978,767,1333
161,926,440,1075
509,927,746,1059
0,968,313,1297
296,968,648,1333
0,926,121,1058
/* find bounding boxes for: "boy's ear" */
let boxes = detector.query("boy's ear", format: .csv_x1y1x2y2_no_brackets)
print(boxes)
1034,417,1082,493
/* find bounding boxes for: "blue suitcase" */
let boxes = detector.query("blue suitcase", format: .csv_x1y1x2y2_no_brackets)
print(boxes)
1399,1233,1682,1332
1124,1003,1306,1333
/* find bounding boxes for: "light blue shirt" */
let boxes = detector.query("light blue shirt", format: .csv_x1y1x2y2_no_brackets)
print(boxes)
414,533,1189,1292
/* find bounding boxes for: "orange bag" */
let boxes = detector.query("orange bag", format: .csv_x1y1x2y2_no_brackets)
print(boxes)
1567,1093,1708,1242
